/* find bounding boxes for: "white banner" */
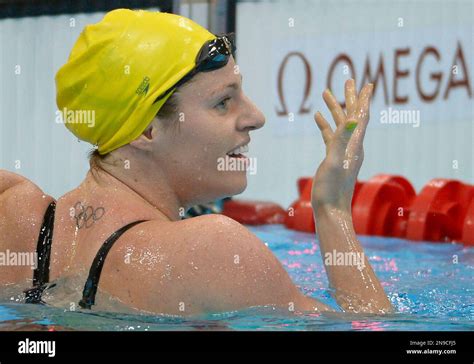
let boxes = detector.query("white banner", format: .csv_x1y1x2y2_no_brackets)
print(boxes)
272,26,473,135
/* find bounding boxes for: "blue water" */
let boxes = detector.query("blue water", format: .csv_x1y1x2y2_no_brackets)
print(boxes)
0,224,473,331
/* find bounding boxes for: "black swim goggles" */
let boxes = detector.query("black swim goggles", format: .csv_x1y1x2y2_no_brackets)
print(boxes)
154,33,236,102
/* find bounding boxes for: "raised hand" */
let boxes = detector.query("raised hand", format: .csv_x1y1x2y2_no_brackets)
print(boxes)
312,79,374,212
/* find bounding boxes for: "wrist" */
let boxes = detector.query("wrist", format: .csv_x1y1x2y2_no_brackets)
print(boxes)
311,189,353,216
312,201,352,220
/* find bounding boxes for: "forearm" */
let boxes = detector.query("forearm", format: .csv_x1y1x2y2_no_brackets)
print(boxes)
313,203,393,313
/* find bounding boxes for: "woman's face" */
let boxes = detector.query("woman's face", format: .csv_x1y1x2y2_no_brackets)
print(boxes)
151,56,266,207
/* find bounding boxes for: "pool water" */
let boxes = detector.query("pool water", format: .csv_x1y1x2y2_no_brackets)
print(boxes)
0,224,472,331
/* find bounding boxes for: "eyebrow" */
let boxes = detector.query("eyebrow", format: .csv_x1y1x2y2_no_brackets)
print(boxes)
210,74,243,98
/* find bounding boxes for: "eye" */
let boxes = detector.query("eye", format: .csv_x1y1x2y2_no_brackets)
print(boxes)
215,97,231,111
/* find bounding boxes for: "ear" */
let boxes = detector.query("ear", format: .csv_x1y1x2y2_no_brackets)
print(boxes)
128,119,159,152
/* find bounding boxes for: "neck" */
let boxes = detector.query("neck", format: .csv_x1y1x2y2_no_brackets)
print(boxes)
91,161,185,222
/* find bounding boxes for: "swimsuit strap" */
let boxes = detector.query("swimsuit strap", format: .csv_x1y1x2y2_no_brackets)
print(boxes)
24,201,56,304
24,201,149,308
79,219,149,309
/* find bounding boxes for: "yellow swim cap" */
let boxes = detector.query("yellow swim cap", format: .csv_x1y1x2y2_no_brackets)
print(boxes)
55,9,215,155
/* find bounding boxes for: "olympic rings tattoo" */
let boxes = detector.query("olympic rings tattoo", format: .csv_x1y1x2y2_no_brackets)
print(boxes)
73,201,105,229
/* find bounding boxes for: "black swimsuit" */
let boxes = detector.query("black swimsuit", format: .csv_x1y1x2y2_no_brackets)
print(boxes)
24,201,148,309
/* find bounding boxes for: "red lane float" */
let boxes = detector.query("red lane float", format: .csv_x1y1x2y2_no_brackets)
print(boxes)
461,198,474,246
220,175,474,246
285,177,314,233
285,175,474,246
352,174,416,238
406,179,474,243
222,199,286,225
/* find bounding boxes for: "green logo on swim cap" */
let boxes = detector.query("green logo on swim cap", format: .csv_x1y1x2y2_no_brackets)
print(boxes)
136,76,150,96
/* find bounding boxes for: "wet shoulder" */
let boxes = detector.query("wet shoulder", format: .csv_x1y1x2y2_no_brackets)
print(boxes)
0,170,55,250
97,214,286,314
0,170,55,283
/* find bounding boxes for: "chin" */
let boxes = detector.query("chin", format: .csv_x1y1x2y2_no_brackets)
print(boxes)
216,171,248,199
189,172,247,206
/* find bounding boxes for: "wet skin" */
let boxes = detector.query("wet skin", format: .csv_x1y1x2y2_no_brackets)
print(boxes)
0,58,392,315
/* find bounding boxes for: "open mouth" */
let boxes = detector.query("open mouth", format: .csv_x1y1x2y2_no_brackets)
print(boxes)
226,144,249,159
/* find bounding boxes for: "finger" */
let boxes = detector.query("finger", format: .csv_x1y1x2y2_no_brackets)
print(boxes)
314,111,334,145
356,83,373,118
358,82,373,99
344,79,357,117
354,83,373,133
347,84,373,155
322,89,346,127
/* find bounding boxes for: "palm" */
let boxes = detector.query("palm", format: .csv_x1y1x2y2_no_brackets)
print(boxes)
311,80,373,211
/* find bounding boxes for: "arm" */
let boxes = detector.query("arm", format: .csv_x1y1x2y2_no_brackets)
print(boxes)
136,214,333,315
314,206,392,313
196,214,334,314
312,80,393,313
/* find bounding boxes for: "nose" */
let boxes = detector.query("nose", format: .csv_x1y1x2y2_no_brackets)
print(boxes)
237,94,266,131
